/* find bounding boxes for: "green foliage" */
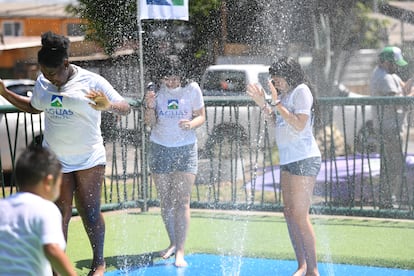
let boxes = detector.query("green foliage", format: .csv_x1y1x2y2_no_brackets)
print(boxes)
353,2,390,49
183,0,222,76
190,0,221,17
67,0,391,94
67,0,221,62
68,0,138,55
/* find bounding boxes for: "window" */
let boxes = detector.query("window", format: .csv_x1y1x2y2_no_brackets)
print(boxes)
202,70,248,96
67,23,84,36
3,21,22,36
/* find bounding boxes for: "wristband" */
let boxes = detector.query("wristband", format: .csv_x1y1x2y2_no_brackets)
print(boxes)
262,103,274,116
270,100,281,106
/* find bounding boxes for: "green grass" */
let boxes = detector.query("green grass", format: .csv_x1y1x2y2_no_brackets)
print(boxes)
66,209,414,275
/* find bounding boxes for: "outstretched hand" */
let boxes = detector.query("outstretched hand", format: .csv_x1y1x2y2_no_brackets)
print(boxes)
246,83,266,107
85,90,111,111
268,79,279,103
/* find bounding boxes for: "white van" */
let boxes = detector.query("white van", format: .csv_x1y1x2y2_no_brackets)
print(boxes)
197,64,274,157
0,79,43,172
201,64,271,97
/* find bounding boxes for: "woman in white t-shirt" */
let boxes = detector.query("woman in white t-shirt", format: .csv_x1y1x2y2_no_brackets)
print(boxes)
247,56,321,276
0,32,130,276
144,64,205,267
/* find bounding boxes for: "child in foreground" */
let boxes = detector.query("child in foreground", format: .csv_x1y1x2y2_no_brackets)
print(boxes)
0,145,77,276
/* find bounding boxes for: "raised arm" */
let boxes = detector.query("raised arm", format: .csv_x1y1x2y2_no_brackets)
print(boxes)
0,79,41,114
85,90,131,115
246,83,275,122
143,89,157,129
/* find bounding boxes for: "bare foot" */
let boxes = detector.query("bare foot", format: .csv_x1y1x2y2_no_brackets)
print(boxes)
305,270,319,276
174,251,188,267
292,267,306,276
157,246,176,259
87,263,105,276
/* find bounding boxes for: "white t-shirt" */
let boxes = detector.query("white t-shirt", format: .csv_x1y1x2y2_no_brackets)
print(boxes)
274,83,321,165
150,82,204,147
370,66,403,97
369,66,405,131
31,65,125,172
0,192,66,276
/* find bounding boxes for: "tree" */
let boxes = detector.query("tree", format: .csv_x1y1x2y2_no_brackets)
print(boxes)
68,0,387,95
68,0,222,80
307,0,388,97
222,0,388,96
67,0,138,55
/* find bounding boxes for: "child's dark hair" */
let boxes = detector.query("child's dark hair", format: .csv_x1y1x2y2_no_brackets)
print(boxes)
269,56,320,125
15,145,62,189
159,61,189,87
37,31,70,68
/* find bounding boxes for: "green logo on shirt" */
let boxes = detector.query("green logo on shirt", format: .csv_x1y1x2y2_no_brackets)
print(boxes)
51,95,63,107
168,99,179,109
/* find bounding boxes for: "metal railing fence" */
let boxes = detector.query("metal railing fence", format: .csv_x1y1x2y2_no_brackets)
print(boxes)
1,96,414,219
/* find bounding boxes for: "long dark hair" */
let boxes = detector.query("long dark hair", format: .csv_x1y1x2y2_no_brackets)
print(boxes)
37,31,70,68
269,56,320,125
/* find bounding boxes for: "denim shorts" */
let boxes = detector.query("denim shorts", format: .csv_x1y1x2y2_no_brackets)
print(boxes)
280,157,321,177
149,142,198,174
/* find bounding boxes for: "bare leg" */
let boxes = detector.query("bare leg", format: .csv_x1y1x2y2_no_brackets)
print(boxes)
153,172,194,266
73,166,106,276
171,172,194,267
55,173,76,241
281,171,319,276
153,173,177,259
53,173,76,276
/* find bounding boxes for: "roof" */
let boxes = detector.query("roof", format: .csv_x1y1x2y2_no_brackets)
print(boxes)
0,34,135,61
379,1,414,25
0,36,84,51
0,3,75,18
388,1,414,13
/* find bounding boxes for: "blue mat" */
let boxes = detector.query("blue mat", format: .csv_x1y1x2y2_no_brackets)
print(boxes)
105,253,414,276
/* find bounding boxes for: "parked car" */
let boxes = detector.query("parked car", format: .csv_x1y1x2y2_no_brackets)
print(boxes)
0,79,43,172
197,64,274,157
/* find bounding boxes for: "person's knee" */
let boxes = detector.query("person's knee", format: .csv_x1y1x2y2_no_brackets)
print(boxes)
81,208,103,226
283,207,292,219
284,206,306,221
175,199,190,212
56,203,73,222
